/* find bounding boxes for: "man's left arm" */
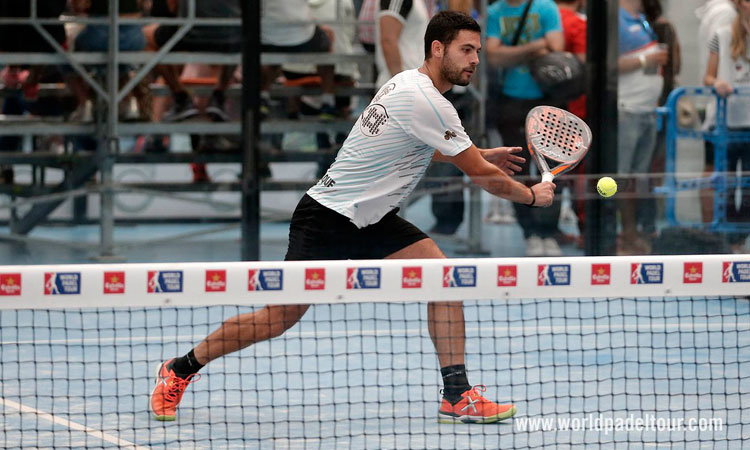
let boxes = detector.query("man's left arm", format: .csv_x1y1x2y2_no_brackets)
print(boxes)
432,147,524,175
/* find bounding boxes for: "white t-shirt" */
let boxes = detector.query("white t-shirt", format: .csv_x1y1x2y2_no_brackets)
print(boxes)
261,0,315,46
375,0,431,87
307,69,472,228
706,26,750,128
696,0,737,80
618,42,665,113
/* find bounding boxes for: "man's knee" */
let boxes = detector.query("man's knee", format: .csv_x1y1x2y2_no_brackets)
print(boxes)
266,304,310,337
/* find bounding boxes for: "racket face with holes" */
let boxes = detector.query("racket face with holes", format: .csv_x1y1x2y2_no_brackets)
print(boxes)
525,106,592,180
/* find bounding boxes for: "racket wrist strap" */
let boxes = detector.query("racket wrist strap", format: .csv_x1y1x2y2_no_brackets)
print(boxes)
525,186,536,207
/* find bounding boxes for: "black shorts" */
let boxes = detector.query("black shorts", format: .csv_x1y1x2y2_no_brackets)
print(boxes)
261,26,331,54
285,194,429,261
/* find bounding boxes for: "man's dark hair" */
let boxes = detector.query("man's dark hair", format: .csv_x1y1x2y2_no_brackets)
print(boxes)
424,10,481,59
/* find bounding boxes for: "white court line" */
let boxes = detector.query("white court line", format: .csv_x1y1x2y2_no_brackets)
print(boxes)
1,321,748,346
0,397,149,450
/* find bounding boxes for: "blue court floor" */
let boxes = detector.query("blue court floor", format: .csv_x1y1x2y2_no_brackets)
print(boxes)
1,296,748,448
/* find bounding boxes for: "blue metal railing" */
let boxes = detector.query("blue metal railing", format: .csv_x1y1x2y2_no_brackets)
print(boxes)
656,86,750,232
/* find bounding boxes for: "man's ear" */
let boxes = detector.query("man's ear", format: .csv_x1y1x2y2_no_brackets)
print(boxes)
431,40,444,58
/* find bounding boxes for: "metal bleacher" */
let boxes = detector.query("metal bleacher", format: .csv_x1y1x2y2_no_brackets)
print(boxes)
0,0,489,259
0,1,383,259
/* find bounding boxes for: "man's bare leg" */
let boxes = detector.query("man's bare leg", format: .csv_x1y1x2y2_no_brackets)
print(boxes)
193,304,310,366
386,238,465,368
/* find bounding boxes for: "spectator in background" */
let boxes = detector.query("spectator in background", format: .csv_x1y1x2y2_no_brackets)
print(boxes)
696,0,737,224
555,0,586,247
486,0,565,256
143,0,241,122
260,0,337,118
358,0,379,53
282,0,360,178
67,0,150,121
375,0,432,87
0,0,69,184
638,0,681,238
616,0,668,255
703,0,750,252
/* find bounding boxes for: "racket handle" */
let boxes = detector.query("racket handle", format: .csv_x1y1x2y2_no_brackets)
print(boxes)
541,173,554,183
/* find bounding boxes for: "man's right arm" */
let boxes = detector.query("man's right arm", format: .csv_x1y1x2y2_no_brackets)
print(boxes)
446,144,555,207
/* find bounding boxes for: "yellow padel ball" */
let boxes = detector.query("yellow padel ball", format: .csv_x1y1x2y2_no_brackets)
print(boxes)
597,176,617,198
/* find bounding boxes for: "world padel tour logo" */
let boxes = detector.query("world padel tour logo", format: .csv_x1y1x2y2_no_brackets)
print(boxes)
538,264,570,286
683,262,703,284
305,268,325,290
205,270,226,292
497,265,517,287
591,264,611,285
722,261,750,283
44,272,80,295
147,271,183,293
103,271,125,294
443,266,476,287
402,266,422,289
248,269,283,291
0,273,21,296
347,268,381,289
631,263,663,284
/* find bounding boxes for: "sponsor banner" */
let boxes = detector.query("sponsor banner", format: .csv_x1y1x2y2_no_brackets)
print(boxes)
722,261,750,283
45,272,81,295
402,266,422,289
0,273,21,296
591,264,611,285
443,266,477,288
305,268,326,290
205,270,226,292
248,269,283,291
538,264,571,286
683,262,703,284
497,265,517,287
104,271,125,294
631,263,663,284
347,267,381,289
147,271,183,293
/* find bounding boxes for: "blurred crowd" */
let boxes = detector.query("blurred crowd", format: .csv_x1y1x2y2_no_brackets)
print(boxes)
0,0,747,254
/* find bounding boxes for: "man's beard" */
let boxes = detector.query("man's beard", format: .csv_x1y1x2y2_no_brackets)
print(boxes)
440,61,473,86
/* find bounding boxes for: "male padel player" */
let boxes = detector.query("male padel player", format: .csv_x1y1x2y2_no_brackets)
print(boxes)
151,10,556,424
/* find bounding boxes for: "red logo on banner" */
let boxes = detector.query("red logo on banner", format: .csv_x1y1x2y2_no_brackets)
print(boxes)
497,265,517,287
305,268,325,290
591,264,611,285
104,271,125,294
0,273,21,296
206,270,226,292
402,267,422,288
683,262,703,284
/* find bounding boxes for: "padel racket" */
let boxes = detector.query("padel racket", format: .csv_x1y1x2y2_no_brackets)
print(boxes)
525,105,592,182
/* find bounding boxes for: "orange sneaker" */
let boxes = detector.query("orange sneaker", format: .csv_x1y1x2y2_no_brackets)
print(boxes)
150,358,200,421
437,385,516,424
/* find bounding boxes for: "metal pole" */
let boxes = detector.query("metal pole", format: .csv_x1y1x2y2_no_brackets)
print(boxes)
240,0,261,260
99,0,120,259
584,0,619,256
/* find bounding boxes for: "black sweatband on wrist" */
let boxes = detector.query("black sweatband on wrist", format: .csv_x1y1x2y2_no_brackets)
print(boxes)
525,186,536,208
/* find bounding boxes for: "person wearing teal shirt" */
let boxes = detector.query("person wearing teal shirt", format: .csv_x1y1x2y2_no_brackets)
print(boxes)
486,0,565,257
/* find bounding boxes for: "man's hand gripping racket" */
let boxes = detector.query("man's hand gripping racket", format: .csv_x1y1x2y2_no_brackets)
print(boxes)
525,105,592,206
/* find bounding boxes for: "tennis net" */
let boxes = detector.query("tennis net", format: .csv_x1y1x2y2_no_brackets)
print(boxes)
0,256,748,449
